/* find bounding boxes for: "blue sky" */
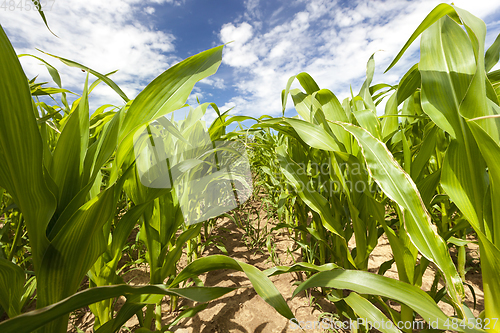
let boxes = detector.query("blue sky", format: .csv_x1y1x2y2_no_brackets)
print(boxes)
2,0,500,125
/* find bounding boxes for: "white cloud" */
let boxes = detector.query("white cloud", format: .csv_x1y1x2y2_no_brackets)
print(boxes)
150,0,186,5
0,0,180,110
144,6,156,14
220,22,259,67
200,77,226,89
187,91,204,106
201,106,220,126
218,0,500,119
244,0,261,19
269,40,292,59
2,0,500,122
220,22,254,44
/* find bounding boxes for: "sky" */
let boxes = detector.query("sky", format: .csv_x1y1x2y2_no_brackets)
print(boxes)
1,0,500,126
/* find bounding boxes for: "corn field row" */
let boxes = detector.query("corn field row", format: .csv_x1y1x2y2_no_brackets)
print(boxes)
1,3,500,333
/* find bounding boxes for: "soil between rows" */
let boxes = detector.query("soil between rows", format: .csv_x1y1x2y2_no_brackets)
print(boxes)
68,198,483,333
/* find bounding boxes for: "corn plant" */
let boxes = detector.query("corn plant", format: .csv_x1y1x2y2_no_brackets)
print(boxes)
383,2,500,325
246,3,500,332
0,22,296,332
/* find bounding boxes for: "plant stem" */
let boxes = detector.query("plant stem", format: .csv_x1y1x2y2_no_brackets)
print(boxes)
8,214,23,262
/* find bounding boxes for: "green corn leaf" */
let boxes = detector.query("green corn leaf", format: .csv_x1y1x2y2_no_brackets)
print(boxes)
358,54,377,113
416,170,442,210
264,262,339,277
380,93,399,140
31,87,74,96
385,3,459,72
344,293,402,333
410,124,438,182
37,186,117,308
464,121,500,314
396,63,421,106
282,75,297,113
18,54,62,87
414,6,500,320
289,89,320,122
352,109,381,140
83,111,121,185
0,259,25,318
283,118,343,152
333,121,465,311
161,224,202,279
31,0,58,37
170,255,294,320
0,285,236,333
38,50,129,102
275,145,357,268
94,301,144,333
314,89,350,146
116,45,224,170
485,33,500,73
292,270,481,333
275,146,342,238
420,16,476,140
0,24,57,269
47,74,90,221
163,303,208,330
296,72,320,95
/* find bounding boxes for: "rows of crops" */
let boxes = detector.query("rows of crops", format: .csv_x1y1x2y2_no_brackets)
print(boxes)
1,3,500,333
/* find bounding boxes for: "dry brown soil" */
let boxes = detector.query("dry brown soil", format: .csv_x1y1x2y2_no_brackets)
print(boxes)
67,199,483,333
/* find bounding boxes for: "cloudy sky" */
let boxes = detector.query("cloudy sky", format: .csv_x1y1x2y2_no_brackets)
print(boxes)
2,0,500,125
